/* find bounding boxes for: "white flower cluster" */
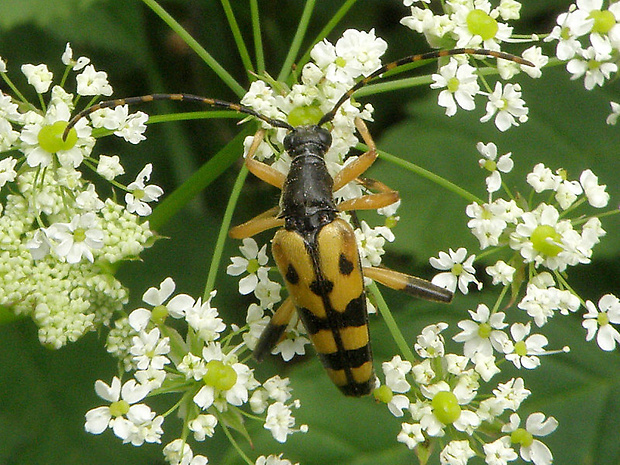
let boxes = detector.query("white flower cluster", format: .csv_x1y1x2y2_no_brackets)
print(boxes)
401,0,547,131
546,0,620,88
88,277,306,464
0,45,159,348
376,323,558,465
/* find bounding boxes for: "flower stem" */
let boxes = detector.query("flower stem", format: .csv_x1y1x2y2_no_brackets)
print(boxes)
141,0,246,97
149,127,251,231
277,0,316,82
204,164,249,299
250,0,265,74
361,144,484,204
368,281,417,364
221,0,255,76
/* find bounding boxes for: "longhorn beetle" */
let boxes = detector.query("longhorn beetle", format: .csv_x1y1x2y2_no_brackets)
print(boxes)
65,48,534,396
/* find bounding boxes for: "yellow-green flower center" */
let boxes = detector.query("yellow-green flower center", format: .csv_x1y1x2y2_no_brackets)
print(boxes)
203,360,238,391
511,427,534,448
467,9,499,41
132,188,145,200
73,227,86,243
373,385,394,404
478,322,492,339
483,159,497,172
598,311,610,326
530,225,563,257
151,304,169,325
514,340,528,356
109,399,130,417
37,121,78,153
246,258,260,274
447,77,460,93
451,263,464,276
432,391,461,425
287,105,323,126
590,10,615,34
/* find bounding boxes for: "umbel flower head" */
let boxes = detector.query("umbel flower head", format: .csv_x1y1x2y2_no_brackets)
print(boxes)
0,44,158,347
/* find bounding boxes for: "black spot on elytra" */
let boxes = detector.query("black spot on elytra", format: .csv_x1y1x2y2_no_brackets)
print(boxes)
285,264,299,285
339,253,354,275
310,279,333,296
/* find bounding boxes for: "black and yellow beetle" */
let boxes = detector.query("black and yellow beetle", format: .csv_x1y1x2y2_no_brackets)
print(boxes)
66,48,533,396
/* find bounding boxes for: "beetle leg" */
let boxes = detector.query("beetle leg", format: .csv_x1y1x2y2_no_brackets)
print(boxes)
229,206,284,239
253,297,296,362
363,266,453,303
244,128,286,189
337,177,400,212
332,118,378,192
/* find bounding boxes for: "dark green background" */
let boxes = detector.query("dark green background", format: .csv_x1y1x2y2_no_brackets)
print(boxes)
1,1,619,464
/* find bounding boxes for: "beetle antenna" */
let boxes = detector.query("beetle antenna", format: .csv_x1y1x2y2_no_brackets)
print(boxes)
62,93,293,140
317,48,535,127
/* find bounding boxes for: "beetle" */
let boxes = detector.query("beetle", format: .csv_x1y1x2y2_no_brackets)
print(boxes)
65,48,533,396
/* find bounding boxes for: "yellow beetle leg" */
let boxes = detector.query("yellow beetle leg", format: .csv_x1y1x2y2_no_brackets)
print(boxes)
332,118,377,192
229,206,284,239
363,266,453,303
245,128,286,189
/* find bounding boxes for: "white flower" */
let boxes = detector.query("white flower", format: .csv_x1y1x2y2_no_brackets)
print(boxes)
430,247,481,294
579,169,609,208
97,155,125,180
502,413,558,465
61,42,90,71
582,294,620,351
477,141,513,193
125,163,164,216
255,454,298,465
76,64,113,96
415,322,448,358
483,437,518,465
355,220,394,267
606,101,620,125
163,439,208,465
480,82,528,131
264,402,301,443
178,353,208,381
440,440,476,465
227,238,270,295
493,377,531,412
430,59,480,116
45,212,104,263
453,304,511,357
84,377,150,435
526,163,562,193
397,422,425,449
472,353,500,382
486,260,516,286
520,46,548,79
128,277,195,331
382,355,412,393
263,375,293,403
185,291,226,342
567,45,617,90
21,63,53,93
0,156,18,187
505,322,548,369
188,414,218,441
419,381,481,437
130,327,171,370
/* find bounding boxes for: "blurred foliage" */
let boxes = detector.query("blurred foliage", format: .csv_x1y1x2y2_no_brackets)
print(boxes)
0,0,619,464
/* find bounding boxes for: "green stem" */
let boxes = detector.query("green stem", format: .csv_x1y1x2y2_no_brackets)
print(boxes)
140,0,246,97
148,127,251,231
360,144,484,204
277,0,316,82
250,0,265,74
221,0,255,76
368,281,417,364
204,165,249,299
217,412,254,465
